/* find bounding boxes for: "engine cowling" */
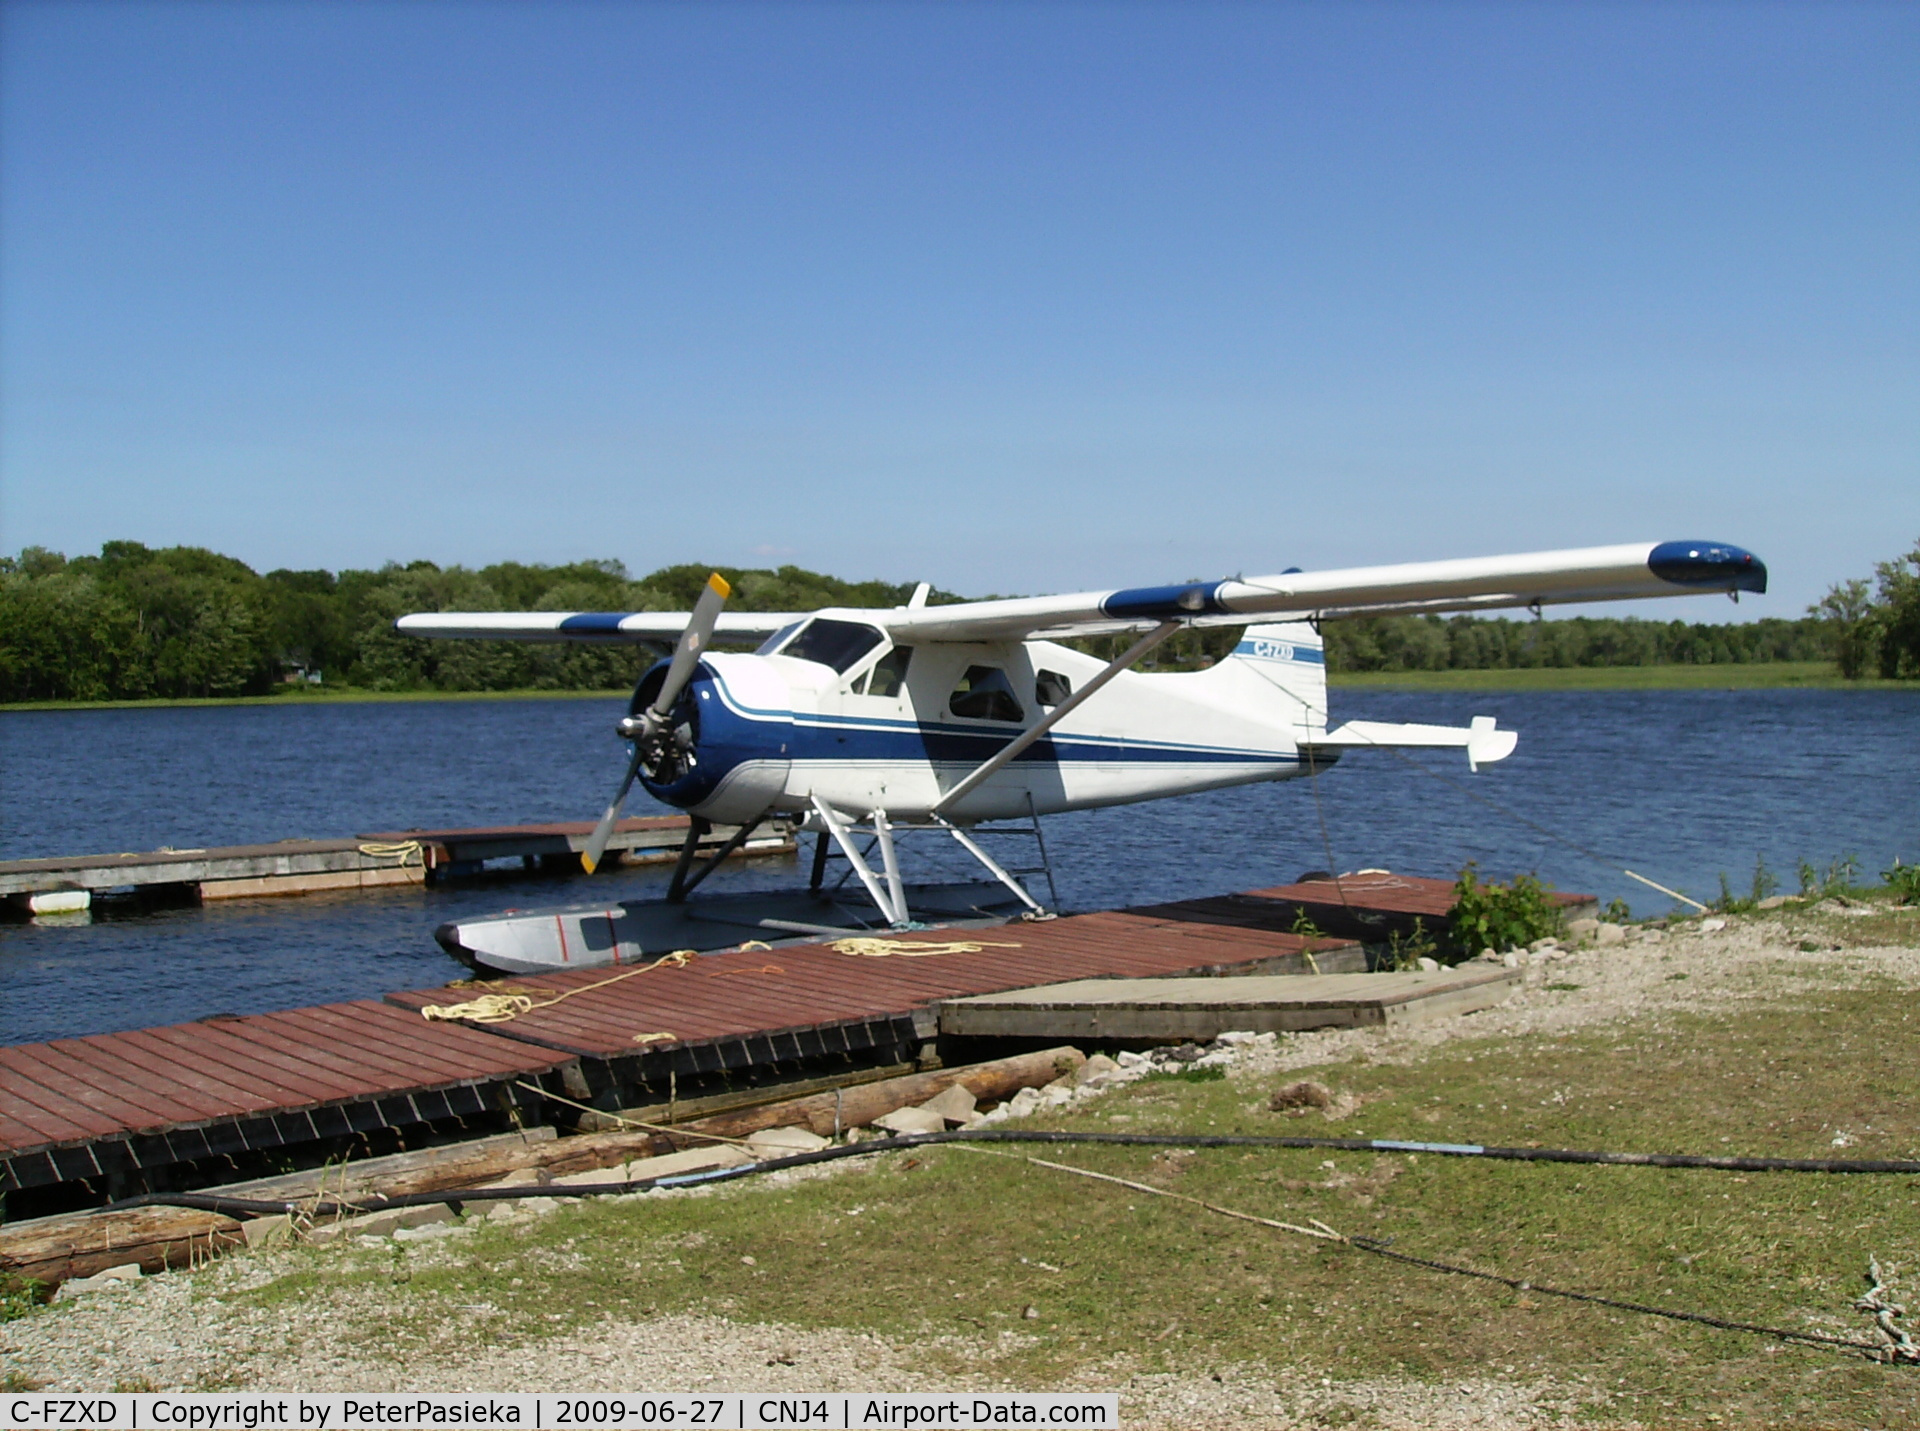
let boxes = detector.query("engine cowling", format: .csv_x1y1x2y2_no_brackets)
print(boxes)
631,653,796,824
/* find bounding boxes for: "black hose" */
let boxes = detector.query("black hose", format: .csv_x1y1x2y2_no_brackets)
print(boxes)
102,1127,1920,1220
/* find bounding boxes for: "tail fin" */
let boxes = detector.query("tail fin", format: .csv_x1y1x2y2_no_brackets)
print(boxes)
1204,621,1329,731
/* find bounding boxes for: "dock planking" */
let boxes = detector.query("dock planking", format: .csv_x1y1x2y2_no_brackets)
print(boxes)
381,908,1363,1112
0,1002,569,1201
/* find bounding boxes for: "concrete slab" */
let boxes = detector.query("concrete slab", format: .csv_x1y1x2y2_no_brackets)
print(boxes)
936,967,1522,1040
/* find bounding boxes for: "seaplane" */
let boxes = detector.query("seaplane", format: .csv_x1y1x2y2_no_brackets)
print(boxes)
400,539,1765,972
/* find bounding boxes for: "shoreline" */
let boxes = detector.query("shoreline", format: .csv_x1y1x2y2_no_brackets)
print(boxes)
5,662,1913,711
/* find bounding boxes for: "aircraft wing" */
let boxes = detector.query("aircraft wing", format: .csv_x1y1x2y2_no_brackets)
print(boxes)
878,540,1766,642
392,610,805,644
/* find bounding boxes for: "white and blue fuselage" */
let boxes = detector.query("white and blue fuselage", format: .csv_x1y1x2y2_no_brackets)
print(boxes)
645,620,1336,826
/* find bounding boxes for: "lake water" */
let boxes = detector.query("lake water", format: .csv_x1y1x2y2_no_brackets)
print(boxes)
2,688,1915,1045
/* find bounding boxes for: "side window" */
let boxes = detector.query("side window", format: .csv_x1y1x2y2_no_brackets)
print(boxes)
949,665,1025,723
782,619,885,673
1035,670,1073,707
860,646,913,698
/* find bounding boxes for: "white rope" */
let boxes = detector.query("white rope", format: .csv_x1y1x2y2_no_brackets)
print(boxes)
828,937,1023,959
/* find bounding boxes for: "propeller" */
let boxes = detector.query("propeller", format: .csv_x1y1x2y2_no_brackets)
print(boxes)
580,572,731,873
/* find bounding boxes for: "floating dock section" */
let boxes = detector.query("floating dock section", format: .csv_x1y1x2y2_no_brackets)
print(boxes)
0,816,795,908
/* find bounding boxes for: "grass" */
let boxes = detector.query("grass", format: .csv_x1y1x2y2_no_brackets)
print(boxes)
1329,661,1914,691
224,910,1920,1426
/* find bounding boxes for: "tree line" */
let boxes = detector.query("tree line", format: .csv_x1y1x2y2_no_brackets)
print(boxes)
1810,537,1920,679
1,538,1913,703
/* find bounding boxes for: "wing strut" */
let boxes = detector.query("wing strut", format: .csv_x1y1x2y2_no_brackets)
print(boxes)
929,620,1180,819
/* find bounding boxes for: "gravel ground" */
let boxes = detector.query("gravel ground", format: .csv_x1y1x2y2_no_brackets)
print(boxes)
7,908,1915,1426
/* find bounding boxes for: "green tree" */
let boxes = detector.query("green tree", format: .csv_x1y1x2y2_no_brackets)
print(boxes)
1872,538,1920,679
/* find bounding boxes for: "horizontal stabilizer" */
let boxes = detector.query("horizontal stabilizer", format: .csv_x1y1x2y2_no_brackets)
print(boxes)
1302,715,1517,773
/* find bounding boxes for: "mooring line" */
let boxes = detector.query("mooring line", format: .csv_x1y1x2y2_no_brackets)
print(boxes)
958,1142,1900,1361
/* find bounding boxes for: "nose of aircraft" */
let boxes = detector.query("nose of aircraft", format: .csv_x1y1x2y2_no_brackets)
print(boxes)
1647,541,1767,594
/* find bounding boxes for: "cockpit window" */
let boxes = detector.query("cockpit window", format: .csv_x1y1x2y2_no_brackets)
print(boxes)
755,621,805,656
949,665,1025,723
1035,670,1073,707
859,645,913,697
779,618,886,673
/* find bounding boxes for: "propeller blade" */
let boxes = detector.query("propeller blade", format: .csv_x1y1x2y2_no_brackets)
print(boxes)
581,744,645,874
645,572,731,727
584,574,730,875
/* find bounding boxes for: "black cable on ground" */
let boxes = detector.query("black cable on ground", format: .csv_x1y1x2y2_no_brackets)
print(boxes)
1337,1234,1889,1357
102,1126,1920,1221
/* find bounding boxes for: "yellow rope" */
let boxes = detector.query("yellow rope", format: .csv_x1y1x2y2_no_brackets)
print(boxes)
358,839,425,866
421,949,696,1024
828,938,1023,958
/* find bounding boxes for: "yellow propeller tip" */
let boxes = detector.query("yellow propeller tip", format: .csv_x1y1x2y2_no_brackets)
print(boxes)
707,572,731,599
580,854,597,874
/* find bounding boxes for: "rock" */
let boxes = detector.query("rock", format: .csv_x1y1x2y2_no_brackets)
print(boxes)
58,1263,143,1297
1270,1080,1334,1113
1041,1085,1073,1107
1501,951,1520,968
1698,918,1727,933
392,1221,463,1243
918,1084,979,1126
1215,1031,1258,1047
1473,949,1500,963
1115,1050,1149,1068
747,1125,833,1155
1757,895,1792,910
1528,936,1560,952
1074,1054,1121,1085
1594,923,1627,945
307,1202,454,1245
242,1214,293,1249
1416,956,1441,972
1006,1086,1044,1116
1566,917,1600,939
872,1106,946,1136
1161,1044,1205,1064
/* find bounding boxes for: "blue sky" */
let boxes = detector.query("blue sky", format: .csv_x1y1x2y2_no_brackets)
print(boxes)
1,1,1913,618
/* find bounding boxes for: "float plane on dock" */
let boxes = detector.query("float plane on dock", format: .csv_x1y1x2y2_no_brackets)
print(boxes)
402,539,1765,971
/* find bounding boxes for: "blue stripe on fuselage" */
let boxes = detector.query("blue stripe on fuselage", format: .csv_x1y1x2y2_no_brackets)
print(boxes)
641,663,1302,807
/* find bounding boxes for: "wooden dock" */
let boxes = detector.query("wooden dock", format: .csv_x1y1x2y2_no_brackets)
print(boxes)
936,966,1524,1040
0,899,1359,1216
0,866,1590,1223
0,1002,570,1207
0,816,795,907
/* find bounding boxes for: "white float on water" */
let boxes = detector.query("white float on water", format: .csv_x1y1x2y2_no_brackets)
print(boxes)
28,889,91,915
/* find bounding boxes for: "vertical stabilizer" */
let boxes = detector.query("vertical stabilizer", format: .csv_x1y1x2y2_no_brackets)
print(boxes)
1209,620,1329,733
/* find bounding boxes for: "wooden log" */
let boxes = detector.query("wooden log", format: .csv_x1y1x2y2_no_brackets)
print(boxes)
0,1206,244,1288
536,1045,1085,1172
196,1127,558,1206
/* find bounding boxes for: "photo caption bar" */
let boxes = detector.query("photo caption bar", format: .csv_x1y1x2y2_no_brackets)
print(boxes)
0,1394,1119,1431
